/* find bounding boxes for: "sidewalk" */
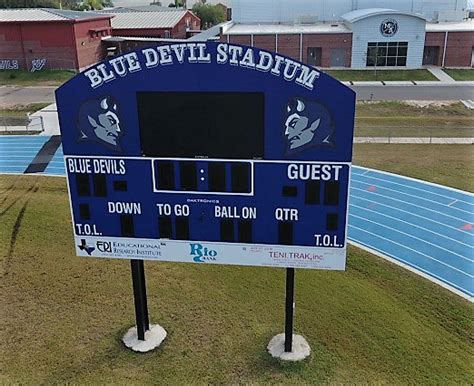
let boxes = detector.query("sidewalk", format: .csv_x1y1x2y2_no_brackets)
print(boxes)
354,137,473,144
427,67,456,82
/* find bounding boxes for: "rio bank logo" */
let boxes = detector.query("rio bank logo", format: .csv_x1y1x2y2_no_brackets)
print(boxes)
189,243,217,262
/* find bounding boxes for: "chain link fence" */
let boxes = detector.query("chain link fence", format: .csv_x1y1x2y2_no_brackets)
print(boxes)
0,57,77,72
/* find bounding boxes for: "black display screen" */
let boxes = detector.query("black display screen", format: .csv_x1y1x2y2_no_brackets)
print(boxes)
137,92,264,159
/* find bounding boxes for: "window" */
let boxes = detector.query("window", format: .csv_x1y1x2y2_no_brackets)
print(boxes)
366,42,408,67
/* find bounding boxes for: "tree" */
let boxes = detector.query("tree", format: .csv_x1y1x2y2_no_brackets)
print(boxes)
365,45,380,78
79,0,113,10
0,0,113,9
191,3,225,29
0,0,60,7
168,0,183,8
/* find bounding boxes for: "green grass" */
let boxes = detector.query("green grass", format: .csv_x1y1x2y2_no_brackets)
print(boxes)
0,70,75,86
353,144,474,192
355,101,474,138
0,103,50,117
443,69,474,81
1,173,472,384
325,69,438,82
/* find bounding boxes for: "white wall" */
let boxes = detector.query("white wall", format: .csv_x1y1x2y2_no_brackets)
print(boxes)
231,0,468,23
349,14,426,68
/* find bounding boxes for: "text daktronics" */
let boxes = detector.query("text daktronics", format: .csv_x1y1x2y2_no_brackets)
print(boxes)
84,43,319,91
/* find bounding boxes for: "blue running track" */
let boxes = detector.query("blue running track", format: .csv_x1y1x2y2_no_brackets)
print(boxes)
1,135,473,299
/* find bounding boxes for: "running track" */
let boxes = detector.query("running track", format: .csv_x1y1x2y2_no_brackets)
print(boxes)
1,135,473,300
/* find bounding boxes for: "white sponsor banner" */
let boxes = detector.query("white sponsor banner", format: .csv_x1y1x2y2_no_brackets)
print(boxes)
75,236,346,270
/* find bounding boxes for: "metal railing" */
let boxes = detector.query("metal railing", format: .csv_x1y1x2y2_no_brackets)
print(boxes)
354,125,474,144
0,114,44,134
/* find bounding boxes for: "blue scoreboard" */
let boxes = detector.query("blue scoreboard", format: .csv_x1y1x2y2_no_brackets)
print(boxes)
57,42,355,270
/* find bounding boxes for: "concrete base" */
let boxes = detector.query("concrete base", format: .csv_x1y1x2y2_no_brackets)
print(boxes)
267,333,311,361
122,324,167,353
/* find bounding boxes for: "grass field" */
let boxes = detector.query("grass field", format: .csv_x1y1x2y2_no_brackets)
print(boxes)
0,70,75,86
325,69,438,82
443,69,474,81
1,153,473,384
353,144,474,192
355,101,474,138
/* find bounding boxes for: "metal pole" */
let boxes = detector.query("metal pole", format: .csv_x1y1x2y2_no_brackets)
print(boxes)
131,259,149,341
138,260,150,331
284,267,295,352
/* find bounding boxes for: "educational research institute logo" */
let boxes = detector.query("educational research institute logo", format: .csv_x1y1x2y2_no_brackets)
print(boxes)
380,18,398,37
189,243,217,262
77,96,123,151
283,98,335,154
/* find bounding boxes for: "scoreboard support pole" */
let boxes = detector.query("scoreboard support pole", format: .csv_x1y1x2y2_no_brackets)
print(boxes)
284,268,295,352
123,259,167,352
131,259,150,341
268,267,309,360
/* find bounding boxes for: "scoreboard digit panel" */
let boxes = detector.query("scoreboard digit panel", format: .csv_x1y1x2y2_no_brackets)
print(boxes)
57,42,355,270
138,92,265,160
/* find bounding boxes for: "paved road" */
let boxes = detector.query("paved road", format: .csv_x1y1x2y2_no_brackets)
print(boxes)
1,83,473,106
351,84,474,101
0,86,56,107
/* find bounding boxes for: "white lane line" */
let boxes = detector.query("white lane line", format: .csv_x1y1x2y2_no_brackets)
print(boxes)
352,173,474,207
350,194,474,238
0,172,65,177
348,224,474,278
448,200,458,207
353,166,474,197
352,179,473,216
0,156,36,158
349,213,473,262
348,240,473,301
0,141,47,144
0,151,43,153
350,202,472,249
351,186,473,225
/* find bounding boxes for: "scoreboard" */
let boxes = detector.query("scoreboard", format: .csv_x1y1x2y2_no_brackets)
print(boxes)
57,42,355,270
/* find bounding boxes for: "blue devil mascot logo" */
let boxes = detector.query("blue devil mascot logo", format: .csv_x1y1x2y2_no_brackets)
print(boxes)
284,98,334,154
77,96,122,151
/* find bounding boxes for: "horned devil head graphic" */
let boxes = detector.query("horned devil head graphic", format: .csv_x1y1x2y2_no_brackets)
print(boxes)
77,96,122,150
284,98,334,154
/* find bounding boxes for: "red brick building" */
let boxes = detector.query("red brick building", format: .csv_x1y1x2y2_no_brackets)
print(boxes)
424,23,474,67
0,8,113,71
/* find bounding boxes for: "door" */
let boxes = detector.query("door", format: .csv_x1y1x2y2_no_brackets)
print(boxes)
307,47,322,67
330,48,346,67
423,46,439,65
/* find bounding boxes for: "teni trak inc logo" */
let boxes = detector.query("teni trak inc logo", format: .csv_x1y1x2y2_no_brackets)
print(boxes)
189,243,217,262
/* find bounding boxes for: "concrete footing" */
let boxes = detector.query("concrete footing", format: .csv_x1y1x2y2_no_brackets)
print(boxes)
122,324,167,353
267,333,311,361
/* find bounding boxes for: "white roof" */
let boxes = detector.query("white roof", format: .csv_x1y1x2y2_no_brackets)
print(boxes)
110,10,188,29
224,23,351,35
342,8,426,23
426,19,474,32
0,8,109,22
